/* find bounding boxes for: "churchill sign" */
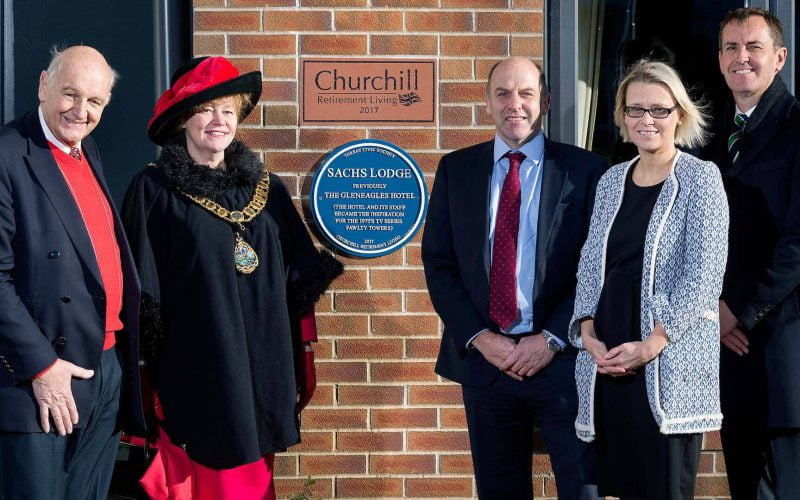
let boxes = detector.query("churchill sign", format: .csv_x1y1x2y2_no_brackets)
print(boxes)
310,140,428,257
301,59,436,125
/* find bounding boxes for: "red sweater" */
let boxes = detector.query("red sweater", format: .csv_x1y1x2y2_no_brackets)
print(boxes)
49,143,123,349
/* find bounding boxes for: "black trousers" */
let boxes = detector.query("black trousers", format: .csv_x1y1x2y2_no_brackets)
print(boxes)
0,348,122,500
462,370,597,500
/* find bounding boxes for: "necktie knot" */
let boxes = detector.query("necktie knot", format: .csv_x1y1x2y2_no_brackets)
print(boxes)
69,147,82,161
506,152,526,170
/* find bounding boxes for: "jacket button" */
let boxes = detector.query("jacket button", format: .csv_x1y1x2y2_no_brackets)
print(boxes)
47,251,60,259
60,296,71,303
54,336,67,346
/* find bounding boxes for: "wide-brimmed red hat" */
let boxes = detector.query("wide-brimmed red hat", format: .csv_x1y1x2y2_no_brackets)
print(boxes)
148,56,262,145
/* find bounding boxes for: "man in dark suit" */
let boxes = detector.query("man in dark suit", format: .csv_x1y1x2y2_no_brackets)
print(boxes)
0,46,143,499
702,8,800,498
422,57,606,499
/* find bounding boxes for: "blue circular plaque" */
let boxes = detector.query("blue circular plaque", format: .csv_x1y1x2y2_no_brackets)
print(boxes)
310,139,428,257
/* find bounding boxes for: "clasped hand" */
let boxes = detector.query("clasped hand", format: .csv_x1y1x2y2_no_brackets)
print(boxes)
581,320,668,377
472,331,554,381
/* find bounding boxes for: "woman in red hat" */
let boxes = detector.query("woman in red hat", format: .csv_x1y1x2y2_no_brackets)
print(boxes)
121,56,341,499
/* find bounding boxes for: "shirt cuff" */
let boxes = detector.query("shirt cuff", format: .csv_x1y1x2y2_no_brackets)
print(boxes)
466,329,491,349
542,329,566,349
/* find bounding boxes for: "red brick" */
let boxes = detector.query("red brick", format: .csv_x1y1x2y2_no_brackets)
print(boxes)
230,0,295,5
371,361,438,382
405,245,422,265
334,292,402,312
193,34,225,55
441,35,508,57
307,384,334,406
408,430,470,451
441,407,467,428
370,454,436,474
371,35,438,56
373,0,437,5
329,269,367,290
371,408,438,428
441,128,494,150
441,81,486,103
241,104,263,126
301,35,367,55
316,361,367,382
409,384,463,404
410,153,443,172
406,477,474,497
300,454,366,474
476,58,505,80
264,152,325,173
313,338,334,358
337,338,404,359
440,453,473,473
512,36,544,57
277,174,298,196
476,104,495,125
229,35,296,55
263,10,331,31
238,128,295,149
371,315,439,336
263,58,296,79
704,431,722,450
228,57,261,75
274,477,333,499
406,338,441,358
694,475,730,495
370,269,427,289
291,431,334,452
337,431,403,451
405,291,436,314
265,104,297,126
477,11,543,33
514,0,543,6
194,0,224,6
262,80,296,101
336,11,403,31
302,0,366,5
316,314,369,336
440,59,473,80
298,128,366,150
697,450,715,473
315,291,333,312
369,129,437,150
273,454,296,475
195,10,260,31
441,105,473,126
338,385,404,405
406,11,472,32
442,0,508,6
336,477,403,497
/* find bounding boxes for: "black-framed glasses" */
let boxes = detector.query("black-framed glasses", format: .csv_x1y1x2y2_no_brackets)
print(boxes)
623,106,678,119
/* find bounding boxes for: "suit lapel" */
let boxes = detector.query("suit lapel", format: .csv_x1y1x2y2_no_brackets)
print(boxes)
23,116,103,288
467,142,494,288
535,140,568,278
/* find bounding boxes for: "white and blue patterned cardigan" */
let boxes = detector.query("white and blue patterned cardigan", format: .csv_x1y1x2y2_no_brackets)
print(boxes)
568,151,729,441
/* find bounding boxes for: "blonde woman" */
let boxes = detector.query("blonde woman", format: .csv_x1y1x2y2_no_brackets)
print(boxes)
569,61,729,499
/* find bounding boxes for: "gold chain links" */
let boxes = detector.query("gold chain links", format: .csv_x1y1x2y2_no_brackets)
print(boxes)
180,175,270,225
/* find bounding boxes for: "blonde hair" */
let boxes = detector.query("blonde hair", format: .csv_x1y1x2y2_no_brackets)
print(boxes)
614,60,708,148
168,93,254,139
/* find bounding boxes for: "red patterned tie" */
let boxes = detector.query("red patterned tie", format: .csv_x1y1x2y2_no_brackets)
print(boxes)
69,147,82,161
490,152,525,331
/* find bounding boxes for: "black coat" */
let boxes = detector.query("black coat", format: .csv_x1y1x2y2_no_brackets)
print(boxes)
702,76,800,428
421,139,606,388
0,111,144,435
122,139,341,469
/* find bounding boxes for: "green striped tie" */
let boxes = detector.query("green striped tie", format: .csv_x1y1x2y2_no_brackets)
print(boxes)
727,113,748,162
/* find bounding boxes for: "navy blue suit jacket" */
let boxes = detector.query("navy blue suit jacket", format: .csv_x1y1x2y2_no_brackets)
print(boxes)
422,138,606,388
0,111,144,434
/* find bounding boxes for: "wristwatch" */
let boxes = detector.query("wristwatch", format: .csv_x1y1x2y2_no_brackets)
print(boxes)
542,331,563,353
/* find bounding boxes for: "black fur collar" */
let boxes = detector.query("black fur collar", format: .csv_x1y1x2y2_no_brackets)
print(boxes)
155,137,264,198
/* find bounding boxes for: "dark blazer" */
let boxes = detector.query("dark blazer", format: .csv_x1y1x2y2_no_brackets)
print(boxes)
702,76,800,428
422,138,606,388
0,111,144,434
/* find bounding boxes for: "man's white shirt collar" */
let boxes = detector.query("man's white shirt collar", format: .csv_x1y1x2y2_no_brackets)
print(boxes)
38,106,78,154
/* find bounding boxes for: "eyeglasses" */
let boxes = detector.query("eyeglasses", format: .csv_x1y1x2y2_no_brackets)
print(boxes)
623,106,677,119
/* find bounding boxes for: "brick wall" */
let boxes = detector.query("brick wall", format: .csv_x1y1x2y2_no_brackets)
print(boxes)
192,1,731,498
